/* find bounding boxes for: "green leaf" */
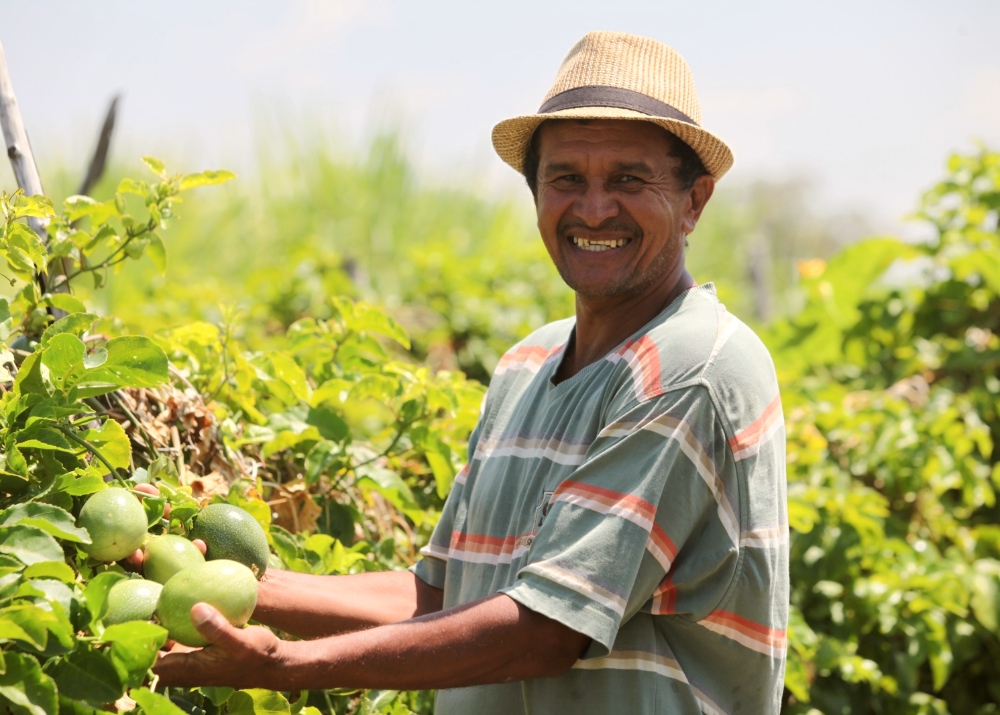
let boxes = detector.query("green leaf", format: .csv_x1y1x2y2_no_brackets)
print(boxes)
11,194,55,220
63,196,119,224
226,688,291,715
178,169,236,191
971,559,1000,635
53,470,107,496
41,293,87,315
48,649,123,704
141,156,167,178
58,694,115,714
6,223,48,276
198,686,236,706
23,561,76,583
0,652,58,715
81,419,132,471
305,405,349,443
117,178,146,196
83,571,128,623
424,440,456,499
0,524,66,565
40,313,97,347
304,441,343,485
0,607,48,650
25,579,76,624
74,336,168,395
100,621,168,688
338,299,410,349
355,464,415,512
0,503,92,544
40,333,86,389
146,233,167,273
0,446,29,482
268,352,310,401
0,299,12,342
16,426,77,452
12,351,46,401
129,687,188,714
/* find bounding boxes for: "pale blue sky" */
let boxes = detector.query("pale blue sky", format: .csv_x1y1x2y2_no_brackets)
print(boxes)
4,0,999,236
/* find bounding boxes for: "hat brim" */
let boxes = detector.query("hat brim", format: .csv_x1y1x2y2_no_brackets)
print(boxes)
492,106,734,180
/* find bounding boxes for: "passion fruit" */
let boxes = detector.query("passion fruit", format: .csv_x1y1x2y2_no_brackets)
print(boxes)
105,578,162,625
77,487,148,562
189,503,269,579
142,534,205,584
156,559,258,647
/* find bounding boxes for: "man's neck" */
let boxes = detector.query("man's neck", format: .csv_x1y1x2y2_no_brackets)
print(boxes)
554,269,697,384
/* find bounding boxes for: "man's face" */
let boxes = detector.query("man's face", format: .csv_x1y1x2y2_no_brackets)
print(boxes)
533,119,713,302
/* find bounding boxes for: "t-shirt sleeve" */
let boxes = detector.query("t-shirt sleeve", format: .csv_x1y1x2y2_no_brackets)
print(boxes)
501,385,742,656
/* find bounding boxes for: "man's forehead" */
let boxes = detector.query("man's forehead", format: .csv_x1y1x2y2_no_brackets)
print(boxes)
535,120,676,167
536,119,674,151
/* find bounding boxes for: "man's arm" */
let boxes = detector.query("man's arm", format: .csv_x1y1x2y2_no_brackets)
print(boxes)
253,569,444,638
153,592,590,691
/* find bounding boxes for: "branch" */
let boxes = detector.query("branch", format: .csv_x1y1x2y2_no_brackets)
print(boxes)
56,424,129,488
77,95,120,197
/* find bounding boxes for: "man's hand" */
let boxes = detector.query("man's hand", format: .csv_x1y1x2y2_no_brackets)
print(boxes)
154,603,286,689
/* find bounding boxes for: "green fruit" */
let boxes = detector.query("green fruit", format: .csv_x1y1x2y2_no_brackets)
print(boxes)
105,578,162,625
156,559,258,647
189,503,269,579
77,487,149,562
143,534,205,584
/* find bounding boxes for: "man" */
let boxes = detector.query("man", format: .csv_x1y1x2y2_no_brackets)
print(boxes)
156,31,789,714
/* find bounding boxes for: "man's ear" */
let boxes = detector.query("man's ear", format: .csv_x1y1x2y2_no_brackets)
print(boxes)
681,175,715,235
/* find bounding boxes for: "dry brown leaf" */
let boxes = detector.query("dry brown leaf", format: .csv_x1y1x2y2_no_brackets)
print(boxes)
269,479,323,534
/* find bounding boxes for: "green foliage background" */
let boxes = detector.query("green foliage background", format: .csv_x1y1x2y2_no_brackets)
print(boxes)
0,130,996,714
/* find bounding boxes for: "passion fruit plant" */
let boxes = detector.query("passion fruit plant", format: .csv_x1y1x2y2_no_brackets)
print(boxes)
774,146,1000,713
0,159,483,714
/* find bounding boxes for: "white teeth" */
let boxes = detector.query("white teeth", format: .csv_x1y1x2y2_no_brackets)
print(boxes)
571,237,628,251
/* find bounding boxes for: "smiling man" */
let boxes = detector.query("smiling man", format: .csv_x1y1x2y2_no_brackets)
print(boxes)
155,31,789,715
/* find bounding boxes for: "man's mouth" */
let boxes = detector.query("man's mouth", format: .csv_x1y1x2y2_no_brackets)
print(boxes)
570,236,632,252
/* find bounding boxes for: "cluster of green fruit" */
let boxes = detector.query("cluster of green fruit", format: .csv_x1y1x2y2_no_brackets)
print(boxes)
76,486,270,646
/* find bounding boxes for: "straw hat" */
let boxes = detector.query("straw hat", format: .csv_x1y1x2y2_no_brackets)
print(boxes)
492,31,733,180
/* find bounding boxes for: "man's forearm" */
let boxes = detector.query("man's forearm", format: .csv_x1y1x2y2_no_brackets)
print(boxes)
254,569,443,638
160,592,590,691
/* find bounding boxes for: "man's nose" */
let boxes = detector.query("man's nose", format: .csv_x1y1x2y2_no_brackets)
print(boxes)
573,182,619,227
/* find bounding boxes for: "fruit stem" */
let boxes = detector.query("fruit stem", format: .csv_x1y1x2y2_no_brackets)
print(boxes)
57,425,130,488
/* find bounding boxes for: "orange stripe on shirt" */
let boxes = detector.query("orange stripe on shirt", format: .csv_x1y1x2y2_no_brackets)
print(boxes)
646,524,678,572
552,480,657,524
650,574,677,614
495,344,563,375
614,335,664,401
729,394,783,458
450,531,531,555
700,610,787,651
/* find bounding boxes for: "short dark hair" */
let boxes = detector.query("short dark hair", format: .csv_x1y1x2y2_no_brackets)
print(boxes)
522,120,709,198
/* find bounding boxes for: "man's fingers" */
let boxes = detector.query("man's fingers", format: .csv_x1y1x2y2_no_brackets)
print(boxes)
133,483,159,497
190,603,244,650
123,547,144,570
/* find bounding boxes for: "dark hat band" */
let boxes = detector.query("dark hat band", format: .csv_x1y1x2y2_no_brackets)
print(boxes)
538,86,698,126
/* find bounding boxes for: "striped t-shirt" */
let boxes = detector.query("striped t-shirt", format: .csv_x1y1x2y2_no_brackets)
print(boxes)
413,284,789,714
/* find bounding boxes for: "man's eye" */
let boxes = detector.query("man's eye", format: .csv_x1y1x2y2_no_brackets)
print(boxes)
551,175,582,186
617,175,641,184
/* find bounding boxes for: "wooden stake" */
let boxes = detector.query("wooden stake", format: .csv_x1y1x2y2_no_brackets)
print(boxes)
0,38,68,296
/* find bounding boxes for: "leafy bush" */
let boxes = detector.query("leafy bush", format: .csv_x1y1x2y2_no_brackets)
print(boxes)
0,160,481,714
774,146,1000,714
